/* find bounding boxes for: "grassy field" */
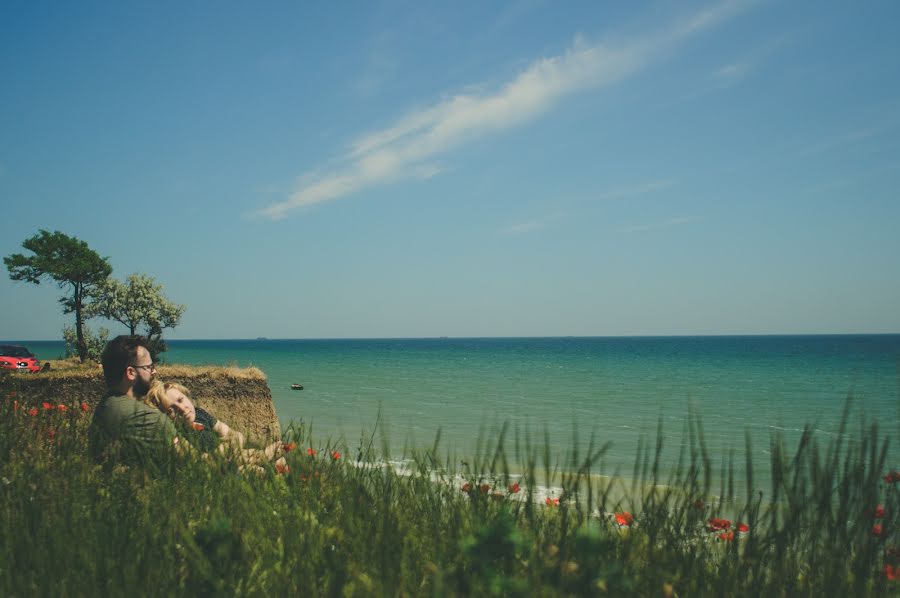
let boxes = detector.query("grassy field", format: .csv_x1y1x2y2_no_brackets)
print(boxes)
1,370,899,596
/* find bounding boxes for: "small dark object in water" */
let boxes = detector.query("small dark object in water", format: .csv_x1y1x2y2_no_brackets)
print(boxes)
291,383,304,390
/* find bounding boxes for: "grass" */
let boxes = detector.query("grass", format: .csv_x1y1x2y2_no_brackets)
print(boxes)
2,370,899,596
33,358,267,381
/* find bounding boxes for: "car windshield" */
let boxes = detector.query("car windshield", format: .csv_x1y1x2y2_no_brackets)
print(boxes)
0,346,31,358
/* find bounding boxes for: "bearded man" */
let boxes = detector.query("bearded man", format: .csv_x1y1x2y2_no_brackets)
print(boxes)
88,335,178,466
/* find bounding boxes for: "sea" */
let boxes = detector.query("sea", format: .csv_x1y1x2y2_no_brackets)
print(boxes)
14,335,900,495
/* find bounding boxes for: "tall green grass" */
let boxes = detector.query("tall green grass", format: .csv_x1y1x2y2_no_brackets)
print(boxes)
2,372,899,596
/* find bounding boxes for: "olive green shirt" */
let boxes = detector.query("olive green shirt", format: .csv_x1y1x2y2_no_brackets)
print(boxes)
88,392,178,467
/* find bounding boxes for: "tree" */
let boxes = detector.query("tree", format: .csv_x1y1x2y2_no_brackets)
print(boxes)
4,230,112,362
91,273,186,356
63,324,109,362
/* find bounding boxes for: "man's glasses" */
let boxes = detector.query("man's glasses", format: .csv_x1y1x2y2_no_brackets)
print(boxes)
130,363,156,372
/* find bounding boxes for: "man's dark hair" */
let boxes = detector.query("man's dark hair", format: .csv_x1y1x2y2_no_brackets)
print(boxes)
101,335,151,387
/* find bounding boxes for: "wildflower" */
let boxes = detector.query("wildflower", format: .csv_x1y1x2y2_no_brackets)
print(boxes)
885,564,899,581
42,402,53,410
885,471,900,484
707,517,731,532
461,482,472,493
28,407,39,417
508,482,521,494
331,451,341,460
718,531,735,541
737,522,750,534
283,442,297,452
545,497,560,507
480,483,491,493
886,547,900,565
57,404,67,413
873,523,884,537
80,402,90,413
306,447,316,456
877,505,886,519
275,462,290,475
615,512,634,527
192,422,204,432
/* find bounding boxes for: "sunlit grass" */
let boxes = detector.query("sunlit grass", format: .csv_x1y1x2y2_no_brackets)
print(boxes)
2,371,899,596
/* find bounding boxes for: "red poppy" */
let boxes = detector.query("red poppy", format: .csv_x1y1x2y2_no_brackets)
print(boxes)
885,471,900,484
331,451,341,460
718,531,735,542
508,482,521,494
282,442,297,452
461,482,472,493
886,547,900,566
874,524,884,537
737,522,749,534
275,462,290,475
615,512,634,526
480,483,491,493
545,497,560,507
876,505,886,519
28,407,39,417
80,402,90,413
306,447,316,456
42,402,53,410
192,422,204,432
707,517,731,532
56,404,68,412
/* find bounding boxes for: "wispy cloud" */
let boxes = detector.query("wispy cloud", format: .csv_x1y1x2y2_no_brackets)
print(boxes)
259,1,748,220
799,116,900,156
623,216,694,233
501,221,544,235
594,179,677,201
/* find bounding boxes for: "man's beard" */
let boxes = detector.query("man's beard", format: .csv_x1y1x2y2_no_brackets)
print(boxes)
133,377,151,398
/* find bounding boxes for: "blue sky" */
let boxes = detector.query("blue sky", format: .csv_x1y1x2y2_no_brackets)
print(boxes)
2,0,899,340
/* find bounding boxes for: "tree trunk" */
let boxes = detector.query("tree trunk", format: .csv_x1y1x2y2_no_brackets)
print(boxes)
74,283,88,362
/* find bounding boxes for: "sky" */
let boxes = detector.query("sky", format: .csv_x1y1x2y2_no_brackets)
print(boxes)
1,0,899,340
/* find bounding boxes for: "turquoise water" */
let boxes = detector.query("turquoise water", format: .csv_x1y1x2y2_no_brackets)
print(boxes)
15,335,900,488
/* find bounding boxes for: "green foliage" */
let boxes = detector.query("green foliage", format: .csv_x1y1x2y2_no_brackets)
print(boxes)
1,377,898,596
62,324,109,362
4,230,112,362
89,273,185,357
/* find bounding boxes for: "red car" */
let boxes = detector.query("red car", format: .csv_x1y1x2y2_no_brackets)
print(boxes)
0,345,41,373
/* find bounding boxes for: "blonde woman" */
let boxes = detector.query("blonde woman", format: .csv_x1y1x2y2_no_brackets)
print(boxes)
146,381,284,466
146,382,245,452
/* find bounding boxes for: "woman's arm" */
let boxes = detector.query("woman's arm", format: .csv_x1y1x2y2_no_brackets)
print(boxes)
213,420,246,449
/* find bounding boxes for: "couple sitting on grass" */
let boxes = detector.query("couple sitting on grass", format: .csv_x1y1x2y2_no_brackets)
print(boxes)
88,335,284,470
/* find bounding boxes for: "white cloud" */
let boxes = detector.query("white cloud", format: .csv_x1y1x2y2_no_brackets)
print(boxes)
623,216,694,233
502,221,544,235
594,179,677,201
799,117,900,156
260,1,748,220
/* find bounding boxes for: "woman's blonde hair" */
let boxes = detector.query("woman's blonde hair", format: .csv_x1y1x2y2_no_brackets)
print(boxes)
145,381,191,414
